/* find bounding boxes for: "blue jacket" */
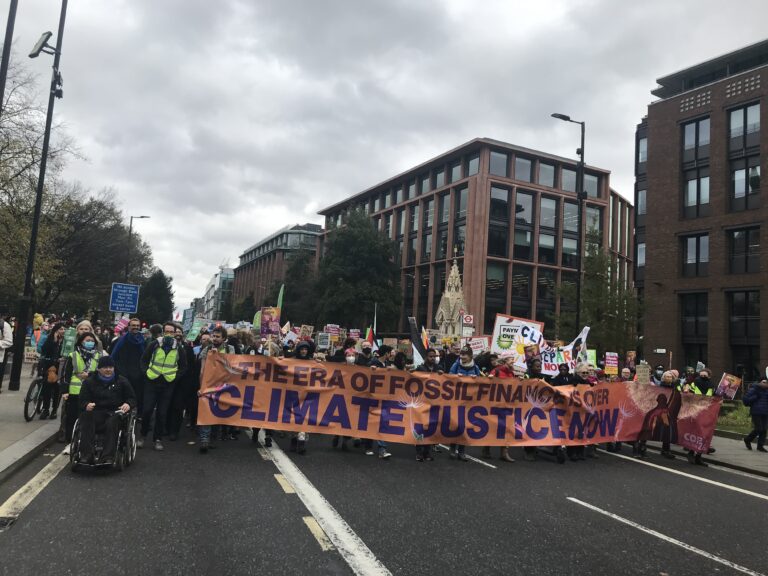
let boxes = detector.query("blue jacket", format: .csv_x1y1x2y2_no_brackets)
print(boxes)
743,384,768,416
449,360,481,377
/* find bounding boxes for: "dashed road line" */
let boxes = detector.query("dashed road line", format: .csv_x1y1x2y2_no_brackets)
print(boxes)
303,516,335,551
567,496,766,576
274,473,296,494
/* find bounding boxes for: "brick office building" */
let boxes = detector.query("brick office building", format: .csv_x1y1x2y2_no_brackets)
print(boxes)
635,39,768,381
319,138,633,336
232,224,322,308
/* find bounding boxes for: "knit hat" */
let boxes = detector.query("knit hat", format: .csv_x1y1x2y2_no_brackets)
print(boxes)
97,356,116,369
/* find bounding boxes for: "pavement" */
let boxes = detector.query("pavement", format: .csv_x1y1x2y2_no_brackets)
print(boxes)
646,433,768,477
0,428,766,576
0,368,61,483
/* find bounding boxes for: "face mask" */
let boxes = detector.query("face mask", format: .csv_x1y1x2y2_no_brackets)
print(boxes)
83,341,95,350
346,357,355,365
163,335,175,346
434,354,440,364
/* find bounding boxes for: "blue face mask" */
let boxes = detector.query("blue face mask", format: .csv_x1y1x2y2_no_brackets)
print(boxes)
83,341,95,350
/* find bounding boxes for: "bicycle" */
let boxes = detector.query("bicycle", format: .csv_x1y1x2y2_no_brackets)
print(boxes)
23,373,44,422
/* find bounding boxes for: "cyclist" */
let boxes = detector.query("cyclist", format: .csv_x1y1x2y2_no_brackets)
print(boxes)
39,322,65,419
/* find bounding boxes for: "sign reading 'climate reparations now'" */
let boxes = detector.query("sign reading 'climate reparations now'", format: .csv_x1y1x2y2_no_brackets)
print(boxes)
198,354,721,450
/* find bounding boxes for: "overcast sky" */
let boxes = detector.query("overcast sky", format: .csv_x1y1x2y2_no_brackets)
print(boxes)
8,0,768,311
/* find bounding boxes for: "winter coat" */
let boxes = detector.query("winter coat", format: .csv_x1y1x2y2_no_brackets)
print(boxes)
449,360,481,377
743,384,768,416
79,374,136,412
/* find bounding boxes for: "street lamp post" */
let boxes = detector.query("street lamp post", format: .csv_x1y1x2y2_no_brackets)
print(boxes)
551,113,586,331
8,1,67,391
124,215,150,282
0,0,20,122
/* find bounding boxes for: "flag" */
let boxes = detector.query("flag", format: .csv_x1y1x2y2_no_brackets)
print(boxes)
174,311,181,321
421,326,430,351
276,284,285,310
365,327,379,352
253,310,261,329
408,317,428,367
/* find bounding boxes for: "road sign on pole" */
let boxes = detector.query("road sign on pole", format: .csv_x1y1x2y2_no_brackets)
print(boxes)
109,282,140,314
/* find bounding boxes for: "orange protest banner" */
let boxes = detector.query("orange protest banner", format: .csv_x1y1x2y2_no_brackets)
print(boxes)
198,353,721,450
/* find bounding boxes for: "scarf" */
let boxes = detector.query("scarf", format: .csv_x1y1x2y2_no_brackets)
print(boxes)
97,372,116,384
111,331,146,359
77,346,98,367
460,359,475,369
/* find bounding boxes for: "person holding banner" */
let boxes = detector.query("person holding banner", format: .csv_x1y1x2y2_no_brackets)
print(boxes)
413,348,442,462
448,347,481,461
481,354,516,463
365,345,394,459
197,327,234,454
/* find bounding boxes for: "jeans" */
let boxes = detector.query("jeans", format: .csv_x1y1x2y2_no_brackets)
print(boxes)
79,410,121,462
141,381,174,441
746,414,768,447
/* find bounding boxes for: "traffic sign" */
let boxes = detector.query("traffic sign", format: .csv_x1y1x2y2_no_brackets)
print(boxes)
109,283,140,314
462,314,474,325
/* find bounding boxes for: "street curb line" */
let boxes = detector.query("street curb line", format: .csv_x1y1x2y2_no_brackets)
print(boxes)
715,429,747,441
0,422,61,485
643,443,768,479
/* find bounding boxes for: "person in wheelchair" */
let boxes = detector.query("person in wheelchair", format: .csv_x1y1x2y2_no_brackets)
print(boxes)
78,356,136,465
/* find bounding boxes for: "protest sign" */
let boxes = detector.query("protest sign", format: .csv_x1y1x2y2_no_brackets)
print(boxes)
316,332,331,350
349,329,361,341
383,337,398,349
490,314,544,355
587,349,597,367
604,352,619,376
186,318,209,342
538,326,590,376
715,373,741,399
635,364,651,386
283,331,298,346
24,346,38,363
198,353,721,451
461,337,490,356
324,324,340,336
260,307,281,337
625,351,636,369
300,325,314,338
60,327,77,357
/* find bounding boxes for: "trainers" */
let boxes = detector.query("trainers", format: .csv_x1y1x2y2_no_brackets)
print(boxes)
757,446,767,453
457,453,468,462
365,449,375,456
199,442,209,454
154,440,164,451
136,438,144,449
50,410,58,420
264,436,272,448
40,409,50,420
378,449,392,459
62,445,71,455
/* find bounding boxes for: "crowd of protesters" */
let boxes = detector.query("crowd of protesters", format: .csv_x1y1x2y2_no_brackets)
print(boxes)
11,314,768,466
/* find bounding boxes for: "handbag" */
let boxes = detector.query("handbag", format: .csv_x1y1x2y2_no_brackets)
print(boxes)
46,365,58,384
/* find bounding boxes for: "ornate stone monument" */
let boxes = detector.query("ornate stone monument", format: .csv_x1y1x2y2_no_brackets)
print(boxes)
434,256,466,340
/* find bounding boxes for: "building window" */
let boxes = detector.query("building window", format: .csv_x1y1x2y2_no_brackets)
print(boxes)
681,293,708,339
407,237,417,266
417,268,430,328
540,197,557,230
489,151,509,177
433,262,446,318
403,273,414,327
485,262,507,334
536,268,557,334
453,224,466,256
562,168,577,192
682,117,710,164
420,174,430,196
424,199,434,229
585,206,602,239
383,192,391,209
384,213,393,238
563,201,578,233
407,180,415,200
637,189,647,216
538,233,557,264
729,227,760,274
539,163,555,188
729,103,760,151
510,265,532,319
437,228,448,259
584,174,599,198
562,238,578,269
514,230,532,261
682,234,709,277
467,153,480,176
490,186,509,221
434,169,445,189
373,196,381,212
455,187,468,220
730,156,760,212
730,290,760,341
394,186,403,205
637,242,645,267
422,232,432,262
396,209,405,237
410,204,420,233
488,227,508,258
449,161,462,183
515,191,533,225
638,137,647,163
683,171,710,219
514,156,532,182
438,193,450,224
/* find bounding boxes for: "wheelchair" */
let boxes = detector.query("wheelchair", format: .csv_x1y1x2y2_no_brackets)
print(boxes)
70,408,137,472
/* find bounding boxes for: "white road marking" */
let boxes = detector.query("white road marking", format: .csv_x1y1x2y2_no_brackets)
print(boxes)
257,448,272,461
0,452,68,528
437,444,497,469
274,473,296,494
303,516,335,551
599,449,768,502
708,463,768,483
264,439,391,576
567,497,766,576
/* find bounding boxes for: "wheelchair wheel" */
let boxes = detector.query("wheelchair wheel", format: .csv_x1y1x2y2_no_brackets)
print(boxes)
126,416,137,465
70,421,81,472
113,430,125,472
23,378,43,422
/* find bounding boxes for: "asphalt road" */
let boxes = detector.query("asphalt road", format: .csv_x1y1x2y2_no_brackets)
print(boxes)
0,426,766,576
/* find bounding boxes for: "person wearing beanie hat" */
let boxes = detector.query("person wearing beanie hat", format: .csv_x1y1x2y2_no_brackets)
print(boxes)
76,354,136,465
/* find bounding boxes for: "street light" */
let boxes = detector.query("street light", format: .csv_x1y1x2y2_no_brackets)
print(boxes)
124,215,150,282
551,112,586,331
8,0,68,391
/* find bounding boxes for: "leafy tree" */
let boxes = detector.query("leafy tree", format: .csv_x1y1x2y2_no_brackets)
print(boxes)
232,291,258,323
137,269,174,325
277,250,319,325
314,210,401,330
555,233,639,359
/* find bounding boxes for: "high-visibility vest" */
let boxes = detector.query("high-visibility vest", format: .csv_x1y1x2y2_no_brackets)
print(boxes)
146,345,179,382
69,350,101,395
678,381,713,396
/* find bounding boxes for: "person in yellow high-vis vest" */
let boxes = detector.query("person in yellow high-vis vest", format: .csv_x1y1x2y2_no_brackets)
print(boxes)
61,332,102,451
679,367,714,466
139,322,187,451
